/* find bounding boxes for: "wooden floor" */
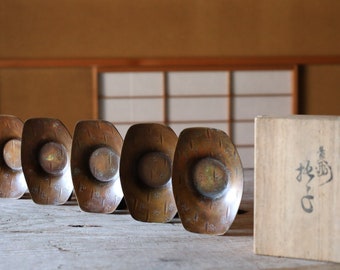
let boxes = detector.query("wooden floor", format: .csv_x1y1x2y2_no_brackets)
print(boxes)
0,170,338,270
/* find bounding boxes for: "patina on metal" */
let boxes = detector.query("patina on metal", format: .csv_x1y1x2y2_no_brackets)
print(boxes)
0,115,27,198
4,139,22,172
39,141,68,176
21,118,73,205
137,151,172,188
89,146,120,183
71,120,123,213
120,123,177,223
192,157,230,199
172,127,243,235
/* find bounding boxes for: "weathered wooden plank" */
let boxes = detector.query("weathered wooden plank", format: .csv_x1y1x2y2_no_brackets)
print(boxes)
0,198,337,269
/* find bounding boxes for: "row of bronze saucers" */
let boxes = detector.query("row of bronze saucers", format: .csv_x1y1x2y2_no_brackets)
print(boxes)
0,115,244,235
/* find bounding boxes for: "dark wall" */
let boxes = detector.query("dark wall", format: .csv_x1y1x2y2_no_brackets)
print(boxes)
1,0,340,58
0,0,339,117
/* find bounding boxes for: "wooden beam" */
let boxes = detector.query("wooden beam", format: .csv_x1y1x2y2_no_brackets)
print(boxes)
1,56,340,69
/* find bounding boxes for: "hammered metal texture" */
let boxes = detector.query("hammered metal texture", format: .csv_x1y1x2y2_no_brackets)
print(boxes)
120,123,177,223
0,115,27,198
172,127,244,235
71,120,123,213
21,118,73,205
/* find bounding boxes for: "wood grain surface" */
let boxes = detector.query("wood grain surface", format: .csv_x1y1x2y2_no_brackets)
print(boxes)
0,172,338,269
254,115,340,263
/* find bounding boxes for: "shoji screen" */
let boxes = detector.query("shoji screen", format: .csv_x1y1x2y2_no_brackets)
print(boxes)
99,72,165,136
98,69,294,169
166,71,230,135
230,70,293,168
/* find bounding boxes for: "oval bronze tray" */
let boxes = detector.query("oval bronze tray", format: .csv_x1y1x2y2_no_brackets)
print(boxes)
0,115,27,198
71,120,123,213
172,127,244,235
21,118,73,205
120,123,178,223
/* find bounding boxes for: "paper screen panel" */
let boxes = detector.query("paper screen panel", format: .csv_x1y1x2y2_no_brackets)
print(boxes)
232,70,292,94
233,96,292,120
167,71,228,95
99,72,164,97
99,98,164,122
168,97,229,121
232,122,254,145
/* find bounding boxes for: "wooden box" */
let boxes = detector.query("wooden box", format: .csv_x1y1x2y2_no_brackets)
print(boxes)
254,115,340,263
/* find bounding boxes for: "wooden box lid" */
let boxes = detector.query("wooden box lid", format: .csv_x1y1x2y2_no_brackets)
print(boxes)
254,115,340,263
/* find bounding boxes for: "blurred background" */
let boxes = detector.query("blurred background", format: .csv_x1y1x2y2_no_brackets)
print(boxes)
1,0,340,170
